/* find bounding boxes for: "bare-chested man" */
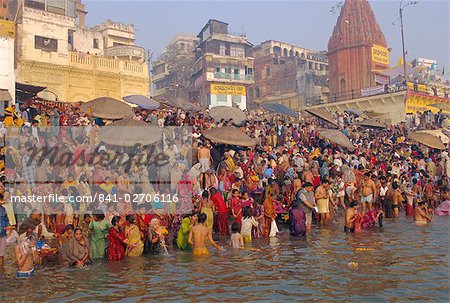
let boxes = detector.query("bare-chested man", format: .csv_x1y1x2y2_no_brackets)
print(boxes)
344,201,360,233
414,200,434,225
197,142,211,174
392,182,404,218
15,228,37,278
188,213,222,256
360,172,377,214
315,180,331,225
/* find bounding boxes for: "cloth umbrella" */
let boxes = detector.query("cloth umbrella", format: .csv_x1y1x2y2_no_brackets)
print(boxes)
163,97,202,112
123,95,160,109
261,103,298,119
203,126,256,147
209,106,247,125
316,128,355,150
429,103,450,112
305,109,339,127
415,130,449,144
81,97,133,119
357,119,385,129
99,117,162,146
408,131,447,150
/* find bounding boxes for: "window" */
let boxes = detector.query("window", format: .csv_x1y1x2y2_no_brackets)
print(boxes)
180,42,185,51
215,66,221,73
266,66,271,77
248,88,254,99
245,66,253,75
217,95,227,105
232,95,241,107
273,58,278,65
255,87,260,98
47,0,66,15
230,45,245,58
113,42,126,47
340,79,346,92
68,30,74,51
220,43,226,56
24,0,45,10
93,38,99,49
225,67,232,74
35,35,58,52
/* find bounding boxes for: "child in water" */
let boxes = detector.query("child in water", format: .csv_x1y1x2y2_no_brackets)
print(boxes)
230,222,244,249
241,207,258,243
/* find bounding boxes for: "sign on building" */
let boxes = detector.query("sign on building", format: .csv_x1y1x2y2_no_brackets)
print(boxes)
361,85,385,97
371,45,390,66
211,83,246,95
0,20,15,38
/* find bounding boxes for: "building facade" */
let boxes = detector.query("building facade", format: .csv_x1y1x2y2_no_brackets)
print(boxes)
328,0,390,101
248,40,328,110
0,19,15,110
0,0,8,19
8,0,149,102
192,19,254,110
152,34,198,99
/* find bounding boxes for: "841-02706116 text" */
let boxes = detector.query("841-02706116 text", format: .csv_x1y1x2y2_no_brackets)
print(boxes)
96,193,179,204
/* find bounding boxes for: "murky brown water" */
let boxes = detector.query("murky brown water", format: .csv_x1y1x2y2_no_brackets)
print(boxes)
1,216,449,302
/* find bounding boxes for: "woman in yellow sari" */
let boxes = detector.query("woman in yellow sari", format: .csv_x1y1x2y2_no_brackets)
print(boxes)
124,215,144,257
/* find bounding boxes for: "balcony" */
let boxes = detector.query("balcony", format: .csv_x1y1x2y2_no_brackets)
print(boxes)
69,52,148,77
104,45,146,62
213,72,253,81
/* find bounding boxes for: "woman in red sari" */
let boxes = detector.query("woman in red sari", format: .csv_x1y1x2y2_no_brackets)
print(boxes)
107,216,129,261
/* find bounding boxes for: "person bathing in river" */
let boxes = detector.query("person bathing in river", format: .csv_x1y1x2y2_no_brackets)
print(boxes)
344,201,360,233
188,213,223,256
414,200,434,225
230,222,244,249
15,228,37,278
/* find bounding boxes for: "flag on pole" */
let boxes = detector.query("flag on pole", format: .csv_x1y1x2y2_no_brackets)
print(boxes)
442,66,445,76
396,56,404,66
430,63,436,71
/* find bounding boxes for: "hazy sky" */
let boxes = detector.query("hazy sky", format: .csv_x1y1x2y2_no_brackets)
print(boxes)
84,0,449,71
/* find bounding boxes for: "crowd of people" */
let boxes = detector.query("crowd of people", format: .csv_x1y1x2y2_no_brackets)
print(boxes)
0,99,449,278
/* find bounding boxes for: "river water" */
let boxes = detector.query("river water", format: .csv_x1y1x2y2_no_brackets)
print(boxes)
1,216,449,302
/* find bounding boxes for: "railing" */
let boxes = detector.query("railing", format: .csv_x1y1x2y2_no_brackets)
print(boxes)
305,83,408,106
104,45,146,60
214,72,253,81
68,52,147,76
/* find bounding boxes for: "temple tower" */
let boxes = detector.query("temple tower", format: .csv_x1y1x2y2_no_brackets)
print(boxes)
328,0,389,100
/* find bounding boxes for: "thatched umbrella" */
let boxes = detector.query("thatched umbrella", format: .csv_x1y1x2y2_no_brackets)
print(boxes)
81,97,133,119
98,117,162,146
123,95,160,109
203,127,256,147
163,97,202,112
316,128,355,150
261,103,299,119
408,131,447,150
209,106,247,125
305,108,339,127
357,119,385,129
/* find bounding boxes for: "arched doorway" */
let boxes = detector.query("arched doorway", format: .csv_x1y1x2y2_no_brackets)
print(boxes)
340,79,346,92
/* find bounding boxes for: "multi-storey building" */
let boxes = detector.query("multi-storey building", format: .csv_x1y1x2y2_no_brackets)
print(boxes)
152,34,198,99
192,19,254,110
248,40,328,110
0,18,14,111
7,0,149,102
